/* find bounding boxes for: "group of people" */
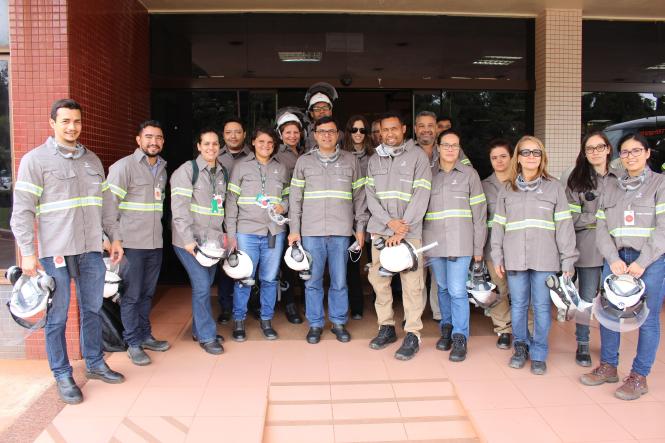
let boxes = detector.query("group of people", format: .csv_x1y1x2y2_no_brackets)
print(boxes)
10,86,665,405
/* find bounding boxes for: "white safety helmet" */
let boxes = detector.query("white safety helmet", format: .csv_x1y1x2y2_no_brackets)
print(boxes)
223,250,255,286
305,82,338,109
466,262,498,309
546,273,581,321
284,242,313,280
593,274,648,332
6,268,55,330
376,238,438,277
101,257,123,301
195,240,226,267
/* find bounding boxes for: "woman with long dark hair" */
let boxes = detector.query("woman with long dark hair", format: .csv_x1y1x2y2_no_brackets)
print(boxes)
491,136,578,375
565,131,615,367
342,115,373,319
580,133,665,400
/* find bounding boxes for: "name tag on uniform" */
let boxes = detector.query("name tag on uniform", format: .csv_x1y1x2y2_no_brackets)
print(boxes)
211,194,223,213
154,187,162,201
54,256,67,268
624,210,635,226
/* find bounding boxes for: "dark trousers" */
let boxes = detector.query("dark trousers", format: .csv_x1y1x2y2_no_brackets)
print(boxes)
217,268,234,312
120,248,163,346
346,240,371,315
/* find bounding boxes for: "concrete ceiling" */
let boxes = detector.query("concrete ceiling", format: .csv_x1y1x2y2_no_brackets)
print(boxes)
141,0,665,20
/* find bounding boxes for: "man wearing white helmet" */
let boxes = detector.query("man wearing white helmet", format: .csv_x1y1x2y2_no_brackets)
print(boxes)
304,82,340,152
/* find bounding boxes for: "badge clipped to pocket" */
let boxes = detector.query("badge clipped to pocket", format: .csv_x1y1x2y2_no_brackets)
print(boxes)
624,210,635,226
154,187,162,201
54,256,67,269
256,193,270,209
211,194,223,213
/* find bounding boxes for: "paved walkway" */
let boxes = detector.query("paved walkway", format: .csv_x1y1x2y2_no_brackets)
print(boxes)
5,286,665,442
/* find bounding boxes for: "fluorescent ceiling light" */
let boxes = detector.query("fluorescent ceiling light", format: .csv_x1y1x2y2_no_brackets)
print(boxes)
450,76,471,80
473,55,522,66
279,51,322,62
646,62,665,70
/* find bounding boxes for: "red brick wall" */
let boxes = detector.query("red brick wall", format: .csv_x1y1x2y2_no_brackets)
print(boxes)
9,0,149,360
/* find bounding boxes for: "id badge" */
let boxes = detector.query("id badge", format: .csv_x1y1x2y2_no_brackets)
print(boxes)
154,187,162,201
54,256,67,268
624,210,635,226
256,193,269,208
211,194,223,213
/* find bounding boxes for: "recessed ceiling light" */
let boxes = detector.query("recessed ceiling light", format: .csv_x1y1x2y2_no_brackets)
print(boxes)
473,55,523,66
476,77,498,80
646,62,665,70
278,52,322,63
422,75,431,80
450,76,471,80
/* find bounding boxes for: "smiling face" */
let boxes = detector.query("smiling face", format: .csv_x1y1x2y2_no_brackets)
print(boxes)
50,108,82,147
197,131,221,164
517,142,543,174
415,115,436,147
137,126,164,158
438,133,461,164
223,122,245,151
350,120,366,147
280,122,301,148
620,137,650,176
253,132,275,163
314,121,338,151
380,117,406,147
584,134,610,169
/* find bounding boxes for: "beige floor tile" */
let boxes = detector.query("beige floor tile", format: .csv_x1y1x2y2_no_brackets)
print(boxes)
601,401,665,440
514,375,595,407
454,378,530,411
334,422,407,442
196,384,267,417
392,380,455,398
269,384,331,402
112,416,189,443
330,383,394,401
331,401,401,421
397,398,465,418
186,416,263,443
267,403,332,423
470,407,560,443
48,416,124,443
538,404,633,442
128,387,205,416
404,419,477,440
263,424,334,443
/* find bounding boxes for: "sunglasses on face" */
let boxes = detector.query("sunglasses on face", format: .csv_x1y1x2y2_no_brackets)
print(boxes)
519,149,543,157
350,127,367,134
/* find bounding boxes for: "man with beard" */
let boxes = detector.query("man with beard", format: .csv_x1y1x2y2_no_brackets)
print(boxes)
105,120,170,366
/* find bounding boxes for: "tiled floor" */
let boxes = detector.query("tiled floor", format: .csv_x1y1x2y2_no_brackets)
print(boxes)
12,286,665,442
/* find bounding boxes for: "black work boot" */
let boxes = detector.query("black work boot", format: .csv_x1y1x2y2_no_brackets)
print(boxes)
449,334,467,362
369,325,397,350
260,319,278,340
394,332,420,361
496,333,511,350
285,303,303,324
331,323,351,343
575,342,592,367
232,320,247,342
217,308,232,325
56,377,83,405
436,323,453,351
141,335,170,352
127,345,151,366
509,342,529,369
306,327,323,344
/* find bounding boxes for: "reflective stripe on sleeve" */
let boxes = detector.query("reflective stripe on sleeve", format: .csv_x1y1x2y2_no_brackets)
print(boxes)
119,201,163,212
106,183,127,199
171,187,193,198
15,181,43,197
412,179,431,190
290,178,305,188
569,203,581,214
352,177,366,190
190,203,224,216
492,214,507,226
595,209,606,220
469,193,486,206
376,190,412,202
424,209,472,221
36,196,102,215
554,210,572,221
227,183,242,195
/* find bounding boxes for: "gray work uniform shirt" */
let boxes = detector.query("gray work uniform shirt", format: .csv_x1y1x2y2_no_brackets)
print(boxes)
274,144,300,178
288,149,368,237
217,144,251,173
423,160,487,258
365,140,432,240
482,173,504,261
225,153,290,238
490,177,579,273
565,171,617,268
11,137,115,258
170,155,227,249
104,148,167,249
596,168,665,269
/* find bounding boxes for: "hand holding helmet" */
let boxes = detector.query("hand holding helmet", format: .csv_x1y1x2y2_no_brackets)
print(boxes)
223,249,255,286
593,273,648,332
284,241,313,280
6,266,56,330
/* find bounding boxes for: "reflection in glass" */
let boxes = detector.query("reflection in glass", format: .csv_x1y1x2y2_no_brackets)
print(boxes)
0,60,15,268
0,1,8,47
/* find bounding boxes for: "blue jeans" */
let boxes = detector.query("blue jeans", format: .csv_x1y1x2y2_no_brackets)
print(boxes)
40,252,106,380
429,256,472,338
120,248,163,346
507,270,552,362
302,236,350,328
233,232,285,321
600,249,665,376
574,266,602,344
174,246,218,343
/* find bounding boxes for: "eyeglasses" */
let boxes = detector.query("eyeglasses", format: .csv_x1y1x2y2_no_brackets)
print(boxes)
440,143,460,151
585,143,608,153
619,148,645,158
311,105,331,112
518,149,542,157
350,127,367,134
315,129,337,136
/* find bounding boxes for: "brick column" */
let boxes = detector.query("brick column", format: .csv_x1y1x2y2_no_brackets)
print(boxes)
8,0,149,360
533,9,582,177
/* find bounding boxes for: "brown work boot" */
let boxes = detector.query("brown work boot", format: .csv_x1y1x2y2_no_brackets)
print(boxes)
579,362,619,386
614,372,648,401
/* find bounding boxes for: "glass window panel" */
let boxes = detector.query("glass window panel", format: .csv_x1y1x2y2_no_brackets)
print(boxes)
0,59,14,268
0,1,8,48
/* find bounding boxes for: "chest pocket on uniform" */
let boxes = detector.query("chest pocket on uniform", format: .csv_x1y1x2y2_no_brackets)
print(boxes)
534,193,556,218
331,167,352,185
44,168,76,200
632,197,655,225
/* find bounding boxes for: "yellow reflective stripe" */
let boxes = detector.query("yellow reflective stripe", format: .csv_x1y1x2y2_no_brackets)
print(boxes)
412,179,432,190
171,187,193,198
461,158,471,166
595,209,606,220
106,183,127,199
505,219,555,231
656,203,665,215
237,196,281,205
469,193,486,206
554,210,572,221
36,196,102,215
282,187,290,196
492,214,507,226
425,209,472,220
609,227,655,238
101,181,110,192
487,220,494,228
569,203,582,214
119,201,163,211
15,181,43,197
303,190,352,200
190,203,224,216
290,178,305,188
352,177,366,190
227,183,242,195
376,191,412,202
366,177,375,186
